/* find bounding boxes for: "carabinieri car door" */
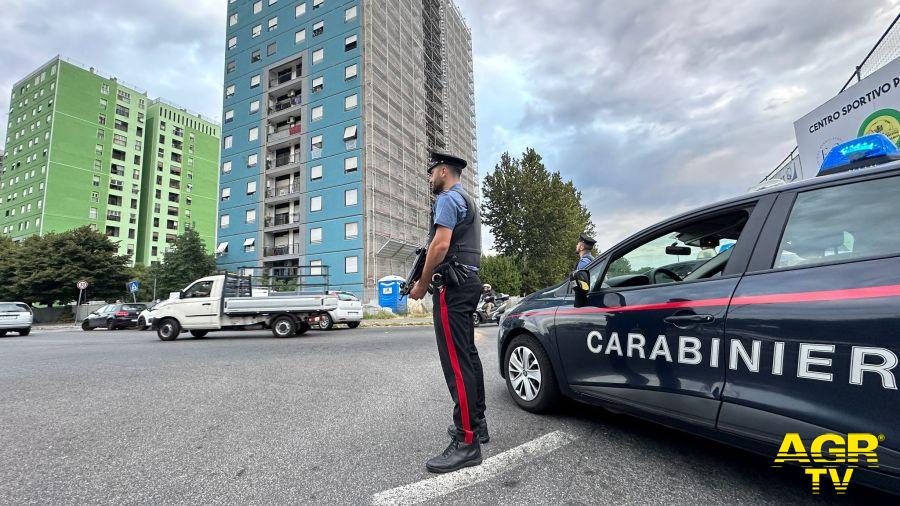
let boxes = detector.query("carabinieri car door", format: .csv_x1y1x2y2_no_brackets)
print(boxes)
554,195,774,429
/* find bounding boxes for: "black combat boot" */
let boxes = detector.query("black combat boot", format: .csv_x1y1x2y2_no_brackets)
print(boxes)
425,438,482,473
446,418,490,443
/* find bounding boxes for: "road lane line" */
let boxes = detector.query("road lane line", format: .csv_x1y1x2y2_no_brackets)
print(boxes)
372,430,577,505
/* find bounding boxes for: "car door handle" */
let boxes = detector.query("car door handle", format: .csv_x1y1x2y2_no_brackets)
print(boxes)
664,314,714,327
202,303,211,306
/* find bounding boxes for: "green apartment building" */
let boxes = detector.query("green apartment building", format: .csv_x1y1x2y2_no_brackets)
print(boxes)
0,56,220,265
136,100,219,264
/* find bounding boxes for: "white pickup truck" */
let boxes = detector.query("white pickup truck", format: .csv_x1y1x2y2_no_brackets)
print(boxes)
150,274,338,341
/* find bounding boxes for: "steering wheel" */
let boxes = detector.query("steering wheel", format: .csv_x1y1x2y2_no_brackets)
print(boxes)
649,267,682,284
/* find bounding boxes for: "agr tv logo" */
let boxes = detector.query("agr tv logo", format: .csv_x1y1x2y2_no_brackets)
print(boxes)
773,433,882,494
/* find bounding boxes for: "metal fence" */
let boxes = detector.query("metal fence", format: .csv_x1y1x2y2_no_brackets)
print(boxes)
759,12,900,184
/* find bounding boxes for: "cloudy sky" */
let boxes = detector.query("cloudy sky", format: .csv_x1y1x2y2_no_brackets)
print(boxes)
1,0,898,251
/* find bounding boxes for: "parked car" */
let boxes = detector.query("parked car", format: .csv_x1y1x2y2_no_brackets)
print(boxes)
0,302,33,336
137,302,160,331
81,303,147,331
318,291,363,330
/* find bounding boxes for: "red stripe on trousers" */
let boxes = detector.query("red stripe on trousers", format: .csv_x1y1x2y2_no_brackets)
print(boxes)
439,287,473,444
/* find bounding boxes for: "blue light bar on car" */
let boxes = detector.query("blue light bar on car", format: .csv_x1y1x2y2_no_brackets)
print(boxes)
818,133,900,176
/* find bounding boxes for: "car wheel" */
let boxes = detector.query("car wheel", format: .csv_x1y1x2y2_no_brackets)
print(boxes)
190,330,209,338
318,313,334,330
106,319,116,331
19,328,30,336
157,318,180,341
81,321,92,331
504,334,560,413
271,315,297,338
137,317,146,330
473,312,481,327
346,321,360,329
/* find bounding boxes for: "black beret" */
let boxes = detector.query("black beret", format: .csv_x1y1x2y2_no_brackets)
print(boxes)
427,150,467,174
579,233,597,247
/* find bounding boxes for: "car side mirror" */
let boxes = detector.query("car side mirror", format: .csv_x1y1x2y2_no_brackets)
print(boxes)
571,269,590,307
666,245,692,256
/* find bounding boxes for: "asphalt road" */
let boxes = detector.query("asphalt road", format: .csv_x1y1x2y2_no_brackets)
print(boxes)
0,325,893,504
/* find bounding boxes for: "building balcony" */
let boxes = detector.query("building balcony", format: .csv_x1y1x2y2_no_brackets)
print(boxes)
268,96,303,122
264,212,300,229
263,243,301,258
266,183,300,200
266,125,302,150
265,153,301,176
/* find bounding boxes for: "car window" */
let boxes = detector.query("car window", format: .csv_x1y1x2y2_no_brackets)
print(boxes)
97,305,110,313
122,304,146,311
775,176,900,269
596,208,750,290
0,303,29,312
184,280,214,298
338,293,358,301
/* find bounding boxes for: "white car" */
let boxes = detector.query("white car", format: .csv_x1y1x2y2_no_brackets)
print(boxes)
0,302,33,336
137,303,159,331
318,291,362,330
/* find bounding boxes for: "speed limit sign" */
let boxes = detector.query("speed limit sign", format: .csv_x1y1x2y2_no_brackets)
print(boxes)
77,280,89,290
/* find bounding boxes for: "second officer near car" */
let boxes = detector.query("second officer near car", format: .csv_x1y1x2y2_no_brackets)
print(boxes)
575,232,597,270
409,150,487,473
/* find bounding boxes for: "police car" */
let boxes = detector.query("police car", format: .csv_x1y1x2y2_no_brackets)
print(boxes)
498,134,900,494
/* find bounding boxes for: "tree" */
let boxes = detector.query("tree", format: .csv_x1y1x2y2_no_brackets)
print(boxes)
482,148,596,293
12,227,131,306
479,255,523,295
153,228,217,297
605,257,633,278
0,236,19,301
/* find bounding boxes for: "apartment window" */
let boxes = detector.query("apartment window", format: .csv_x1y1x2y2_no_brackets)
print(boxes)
310,195,322,212
98,113,107,125
224,110,234,123
312,48,323,64
312,76,324,93
310,164,323,180
311,135,323,150
97,128,105,140
345,188,357,206
269,0,277,4
115,105,130,117
225,84,235,97
99,98,108,108
248,153,258,166
229,13,238,26
252,24,262,38
227,60,236,74
310,227,322,243
295,29,306,44
250,74,261,88
344,64,358,80
246,209,256,224
91,191,100,202
89,207,98,220
268,16,278,31
251,50,261,63
345,222,358,239
311,105,323,121
345,34,357,51
344,156,358,173
113,134,127,147
313,21,324,37
228,36,237,50
313,0,323,9
250,100,260,113
249,127,259,141
310,259,323,275
344,93,358,110
220,214,230,228
221,187,231,201
242,238,255,252
267,42,277,56
345,5,357,21
253,0,262,13
224,135,233,149
343,125,358,144
345,256,358,274
100,84,109,94
96,144,103,156
295,3,306,17
247,180,257,195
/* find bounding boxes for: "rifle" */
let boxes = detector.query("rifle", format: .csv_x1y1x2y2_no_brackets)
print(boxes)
400,246,430,295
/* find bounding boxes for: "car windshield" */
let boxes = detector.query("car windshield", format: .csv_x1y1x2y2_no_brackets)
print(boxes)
122,304,146,311
0,303,29,312
338,293,358,301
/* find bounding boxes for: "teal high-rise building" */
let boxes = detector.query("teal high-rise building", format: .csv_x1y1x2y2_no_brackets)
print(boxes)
217,0,477,300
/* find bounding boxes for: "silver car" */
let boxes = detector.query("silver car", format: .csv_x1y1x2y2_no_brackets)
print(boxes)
0,302,33,336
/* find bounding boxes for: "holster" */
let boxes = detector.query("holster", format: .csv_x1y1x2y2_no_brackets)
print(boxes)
433,256,470,289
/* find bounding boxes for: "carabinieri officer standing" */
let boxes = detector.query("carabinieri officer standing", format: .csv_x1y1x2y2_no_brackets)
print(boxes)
409,151,488,473
575,232,596,270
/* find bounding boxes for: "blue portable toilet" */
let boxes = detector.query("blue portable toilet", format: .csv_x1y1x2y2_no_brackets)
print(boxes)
377,275,407,314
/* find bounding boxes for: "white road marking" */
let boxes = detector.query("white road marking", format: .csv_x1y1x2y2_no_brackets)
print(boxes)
372,430,577,505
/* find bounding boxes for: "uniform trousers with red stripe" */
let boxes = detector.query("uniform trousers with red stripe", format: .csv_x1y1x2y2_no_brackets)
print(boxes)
432,272,486,445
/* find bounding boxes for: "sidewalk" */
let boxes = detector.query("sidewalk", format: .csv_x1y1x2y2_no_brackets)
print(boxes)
30,318,435,331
